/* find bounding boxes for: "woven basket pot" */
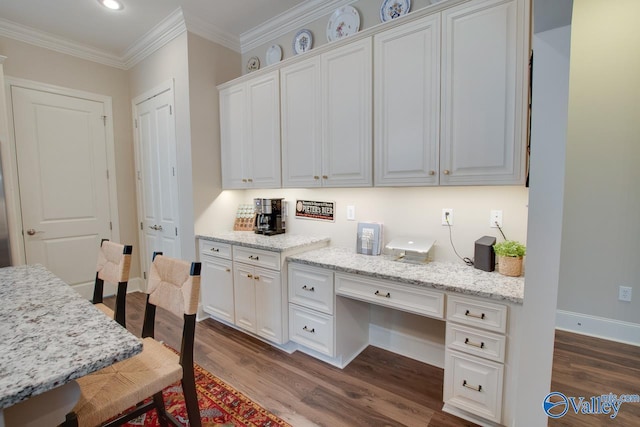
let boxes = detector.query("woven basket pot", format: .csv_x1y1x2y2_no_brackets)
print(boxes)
497,255,523,277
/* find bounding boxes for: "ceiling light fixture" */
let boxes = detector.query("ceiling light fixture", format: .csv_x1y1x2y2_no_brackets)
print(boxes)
98,0,124,11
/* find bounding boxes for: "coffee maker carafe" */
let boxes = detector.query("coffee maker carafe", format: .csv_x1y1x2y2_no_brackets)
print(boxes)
254,198,286,235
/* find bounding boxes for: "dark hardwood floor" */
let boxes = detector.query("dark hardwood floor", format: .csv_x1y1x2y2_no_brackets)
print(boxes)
108,293,640,427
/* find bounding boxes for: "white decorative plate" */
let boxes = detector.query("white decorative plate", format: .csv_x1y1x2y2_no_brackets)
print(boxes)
326,6,360,42
246,56,260,73
293,29,313,54
266,44,282,66
380,0,411,22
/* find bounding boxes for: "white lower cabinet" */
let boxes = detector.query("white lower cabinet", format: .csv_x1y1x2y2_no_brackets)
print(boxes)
444,294,509,424
199,240,234,324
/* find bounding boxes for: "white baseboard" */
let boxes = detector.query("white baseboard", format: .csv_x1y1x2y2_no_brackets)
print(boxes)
556,310,640,346
369,324,445,368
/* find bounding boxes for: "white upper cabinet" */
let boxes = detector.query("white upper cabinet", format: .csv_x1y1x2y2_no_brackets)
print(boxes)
220,70,281,189
374,14,441,186
281,38,373,188
281,57,323,187
440,0,528,185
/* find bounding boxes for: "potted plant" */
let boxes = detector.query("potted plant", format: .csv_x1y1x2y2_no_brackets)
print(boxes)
493,240,526,277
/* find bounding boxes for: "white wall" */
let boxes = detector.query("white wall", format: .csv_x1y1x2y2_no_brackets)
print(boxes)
514,24,571,426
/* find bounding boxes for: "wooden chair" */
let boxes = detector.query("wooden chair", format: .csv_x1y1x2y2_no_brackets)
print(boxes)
93,239,133,328
64,253,202,427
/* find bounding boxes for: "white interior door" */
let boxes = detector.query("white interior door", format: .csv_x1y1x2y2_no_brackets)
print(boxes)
12,85,112,293
134,87,180,278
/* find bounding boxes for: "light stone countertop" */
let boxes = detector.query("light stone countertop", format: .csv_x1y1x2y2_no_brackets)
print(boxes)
0,264,143,409
197,231,330,253
287,247,525,304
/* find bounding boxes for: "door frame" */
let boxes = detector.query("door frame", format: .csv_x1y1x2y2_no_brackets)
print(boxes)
131,78,176,282
3,77,120,265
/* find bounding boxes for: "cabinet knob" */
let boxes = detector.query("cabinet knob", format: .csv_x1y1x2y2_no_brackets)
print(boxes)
225,268,231,273
247,178,253,183
313,176,320,180
443,170,450,175
322,175,328,179
247,274,253,279
242,179,248,183
429,170,435,176
254,276,260,281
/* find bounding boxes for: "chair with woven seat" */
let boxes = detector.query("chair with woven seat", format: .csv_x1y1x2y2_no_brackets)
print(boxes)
93,239,133,328
64,252,202,427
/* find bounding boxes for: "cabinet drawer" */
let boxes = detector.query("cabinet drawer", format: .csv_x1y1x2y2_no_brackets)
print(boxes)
199,239,232,260
446,323,506,363
289,305,334,357
446,295,507,333
288,264,334,315
443,350,504,424
335,273,444,319
233,246,281,270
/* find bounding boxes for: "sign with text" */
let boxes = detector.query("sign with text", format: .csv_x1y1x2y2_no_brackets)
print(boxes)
295,200,335,222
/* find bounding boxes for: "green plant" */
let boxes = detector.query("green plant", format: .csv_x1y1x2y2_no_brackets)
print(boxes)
493,240,526,258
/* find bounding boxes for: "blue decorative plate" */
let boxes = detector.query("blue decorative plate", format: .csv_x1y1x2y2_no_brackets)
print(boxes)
380,0,411,22
293,29,313,55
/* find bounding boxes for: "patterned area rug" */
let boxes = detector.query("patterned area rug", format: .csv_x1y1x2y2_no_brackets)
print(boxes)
124,362,291,427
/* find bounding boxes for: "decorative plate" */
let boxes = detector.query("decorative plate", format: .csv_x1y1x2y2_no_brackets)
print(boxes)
246,56,260,73
266,44,282,66
326,6,360,42
293,29,313,54
380,0,411,22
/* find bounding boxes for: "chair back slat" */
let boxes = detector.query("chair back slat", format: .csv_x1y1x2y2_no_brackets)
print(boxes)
96,240,132,284
147,255,201,318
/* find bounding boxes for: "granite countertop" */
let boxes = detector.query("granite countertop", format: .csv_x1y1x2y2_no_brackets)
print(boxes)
287,247,524,304
0,264,143,409
197,231,330,253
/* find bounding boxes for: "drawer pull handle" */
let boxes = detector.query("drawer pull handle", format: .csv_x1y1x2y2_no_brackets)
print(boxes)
375,290,391,298
302,285,315,292
303,326,315,333
465,310,485,320
248,255,260,261
464,338,485,349
210,248,220,252
247,274,253,279
462,380,482,392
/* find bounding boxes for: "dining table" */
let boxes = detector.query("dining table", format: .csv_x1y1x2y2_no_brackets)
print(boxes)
0,264,143,427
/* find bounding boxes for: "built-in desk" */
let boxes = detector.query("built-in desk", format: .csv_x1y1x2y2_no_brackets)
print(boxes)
287,247,524,427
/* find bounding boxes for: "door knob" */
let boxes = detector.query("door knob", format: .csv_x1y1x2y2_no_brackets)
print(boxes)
26,229,37,236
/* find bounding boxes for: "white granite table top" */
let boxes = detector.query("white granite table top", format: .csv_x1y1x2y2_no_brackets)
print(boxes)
197,231,330,253
0,264,143,409
287,247,524,304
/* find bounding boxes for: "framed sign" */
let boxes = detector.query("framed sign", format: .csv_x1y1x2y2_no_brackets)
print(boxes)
295,200,335,222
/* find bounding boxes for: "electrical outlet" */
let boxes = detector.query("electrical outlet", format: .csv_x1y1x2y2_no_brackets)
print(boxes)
490,210,503,228
619,286,632,302
346,205,356,221
442,208,453,226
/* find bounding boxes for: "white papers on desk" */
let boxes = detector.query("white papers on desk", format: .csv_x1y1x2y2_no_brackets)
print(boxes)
356,222,383,255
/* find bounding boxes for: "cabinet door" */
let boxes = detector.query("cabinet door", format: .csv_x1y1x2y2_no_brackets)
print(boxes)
374,14,441,186
200,256,234,323
281,57,323,188
321,38,373,187
233,263,257,333
247,71,281,188
219,83,248,189
254,267,283,343
441,0,528,185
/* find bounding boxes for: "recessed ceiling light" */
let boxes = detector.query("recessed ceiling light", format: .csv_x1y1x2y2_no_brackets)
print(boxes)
98,0,124,11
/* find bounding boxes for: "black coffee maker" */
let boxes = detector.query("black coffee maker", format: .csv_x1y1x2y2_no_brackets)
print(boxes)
254,198,286,235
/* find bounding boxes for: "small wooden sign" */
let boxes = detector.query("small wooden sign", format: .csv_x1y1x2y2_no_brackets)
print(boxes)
295,200,335,222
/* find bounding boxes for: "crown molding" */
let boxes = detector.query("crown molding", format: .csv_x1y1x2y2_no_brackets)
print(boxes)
183,11,241,52
0,17,126,69
123,8,187,69
240,0,357,54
